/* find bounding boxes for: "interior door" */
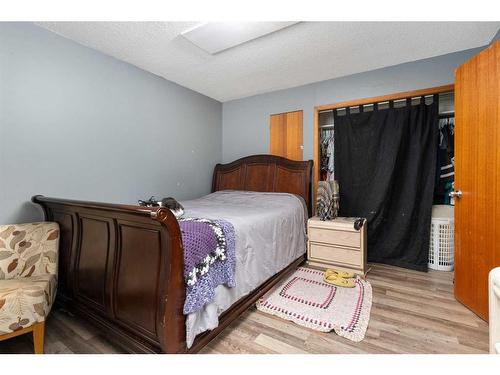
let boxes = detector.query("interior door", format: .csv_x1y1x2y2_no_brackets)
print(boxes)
270,110,303,160
454,41,500,321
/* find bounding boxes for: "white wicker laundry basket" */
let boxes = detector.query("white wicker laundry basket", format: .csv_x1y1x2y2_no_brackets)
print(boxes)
428,205,454,271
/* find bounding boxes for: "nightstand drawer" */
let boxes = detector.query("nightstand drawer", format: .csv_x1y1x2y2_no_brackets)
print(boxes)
309,227,360,248
309,243,361,266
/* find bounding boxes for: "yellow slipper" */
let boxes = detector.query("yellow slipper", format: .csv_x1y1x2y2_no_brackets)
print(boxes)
325,268,355,279
323,274,356,288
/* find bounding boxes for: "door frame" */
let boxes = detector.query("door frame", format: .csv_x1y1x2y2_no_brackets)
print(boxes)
312,84,455,204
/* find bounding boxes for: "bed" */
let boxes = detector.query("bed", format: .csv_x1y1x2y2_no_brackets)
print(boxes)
32,154,313,353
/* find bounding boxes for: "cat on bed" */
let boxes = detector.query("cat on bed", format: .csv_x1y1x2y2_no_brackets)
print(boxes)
138,196,184,218
160,197,184,218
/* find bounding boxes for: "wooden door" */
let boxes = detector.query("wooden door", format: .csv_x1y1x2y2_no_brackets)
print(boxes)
270,110,303,160
454,41,500,321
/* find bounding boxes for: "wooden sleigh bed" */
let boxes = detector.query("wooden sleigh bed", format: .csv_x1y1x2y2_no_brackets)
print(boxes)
32,155,313,353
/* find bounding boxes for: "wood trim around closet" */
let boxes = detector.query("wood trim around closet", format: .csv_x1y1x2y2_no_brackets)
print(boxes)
312,83,455,206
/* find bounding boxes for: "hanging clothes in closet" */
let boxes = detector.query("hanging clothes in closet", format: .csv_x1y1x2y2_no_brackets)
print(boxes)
320,128,335,181
434,116,455,204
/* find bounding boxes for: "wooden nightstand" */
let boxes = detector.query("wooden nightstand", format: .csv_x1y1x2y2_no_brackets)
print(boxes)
307,216,368,277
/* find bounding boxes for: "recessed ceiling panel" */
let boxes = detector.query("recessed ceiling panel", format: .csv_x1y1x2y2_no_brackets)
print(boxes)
181,22,299,54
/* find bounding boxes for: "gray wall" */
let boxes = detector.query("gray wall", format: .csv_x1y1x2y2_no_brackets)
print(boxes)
222,47,483,163
0,23,222,224
491,28,500,43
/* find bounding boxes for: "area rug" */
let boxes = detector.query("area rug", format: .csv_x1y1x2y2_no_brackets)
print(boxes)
256,267,372,342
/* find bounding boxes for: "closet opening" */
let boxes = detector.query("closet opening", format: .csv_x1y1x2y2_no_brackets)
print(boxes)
314,85,455,205
313,84,455,272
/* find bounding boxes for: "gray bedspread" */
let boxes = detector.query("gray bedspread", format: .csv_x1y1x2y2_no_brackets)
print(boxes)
180,190,307,348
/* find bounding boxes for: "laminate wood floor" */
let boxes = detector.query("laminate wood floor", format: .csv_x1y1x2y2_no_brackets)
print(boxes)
0,264,489,354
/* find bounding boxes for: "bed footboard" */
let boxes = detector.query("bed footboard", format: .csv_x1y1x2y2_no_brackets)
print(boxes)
32,195,187,353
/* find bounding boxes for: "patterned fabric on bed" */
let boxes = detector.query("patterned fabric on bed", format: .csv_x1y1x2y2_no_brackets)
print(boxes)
0,222,59,334
181,191,308,348
180,218,236,315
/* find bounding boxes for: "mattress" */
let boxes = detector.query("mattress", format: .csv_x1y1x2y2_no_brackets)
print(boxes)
180,190,307,348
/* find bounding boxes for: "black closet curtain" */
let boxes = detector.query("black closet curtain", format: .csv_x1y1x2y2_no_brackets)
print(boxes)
334,99,438,271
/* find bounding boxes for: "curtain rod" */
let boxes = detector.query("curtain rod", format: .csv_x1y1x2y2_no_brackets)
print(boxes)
319,91,452,113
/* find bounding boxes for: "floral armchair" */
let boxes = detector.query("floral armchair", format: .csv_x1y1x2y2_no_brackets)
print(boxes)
0,222,59,354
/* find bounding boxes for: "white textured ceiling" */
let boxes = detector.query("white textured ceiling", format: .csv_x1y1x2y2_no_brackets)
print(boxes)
36,22,499,102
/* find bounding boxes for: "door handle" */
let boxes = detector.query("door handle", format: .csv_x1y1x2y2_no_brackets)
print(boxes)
449,190,463,199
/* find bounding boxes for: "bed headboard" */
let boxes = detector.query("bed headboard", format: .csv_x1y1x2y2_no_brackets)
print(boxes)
212,154,314,217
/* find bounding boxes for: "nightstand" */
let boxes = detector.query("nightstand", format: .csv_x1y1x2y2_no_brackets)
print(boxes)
307,216,368,277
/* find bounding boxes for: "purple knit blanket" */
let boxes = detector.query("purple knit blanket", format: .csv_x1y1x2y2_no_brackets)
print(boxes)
179,218,236,315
